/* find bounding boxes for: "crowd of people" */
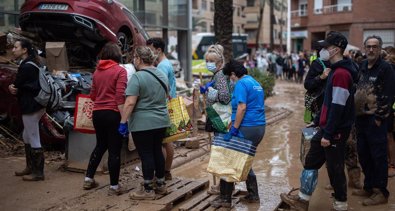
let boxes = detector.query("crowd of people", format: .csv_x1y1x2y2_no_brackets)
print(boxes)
7,30,395,211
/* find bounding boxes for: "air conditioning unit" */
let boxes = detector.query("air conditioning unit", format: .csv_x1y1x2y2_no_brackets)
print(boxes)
314,8,323,14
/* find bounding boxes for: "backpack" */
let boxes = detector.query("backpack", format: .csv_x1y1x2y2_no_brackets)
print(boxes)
27,61,63,110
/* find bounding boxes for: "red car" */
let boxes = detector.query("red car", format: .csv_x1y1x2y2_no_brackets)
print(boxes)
19,0,148,65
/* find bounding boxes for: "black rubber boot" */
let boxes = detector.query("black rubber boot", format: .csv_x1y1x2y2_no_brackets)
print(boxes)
241,174,260,203
23,148,45,181
15,144,32,176
221,181,234,208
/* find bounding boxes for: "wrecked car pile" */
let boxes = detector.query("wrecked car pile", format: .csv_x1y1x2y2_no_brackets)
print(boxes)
0,0,149,147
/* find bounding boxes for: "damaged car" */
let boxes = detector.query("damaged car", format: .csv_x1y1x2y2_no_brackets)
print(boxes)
19,0,149,66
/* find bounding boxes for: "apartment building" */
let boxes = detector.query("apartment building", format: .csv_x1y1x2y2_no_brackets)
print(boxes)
192,0,247,34
244,0,288,52
291,0,395,52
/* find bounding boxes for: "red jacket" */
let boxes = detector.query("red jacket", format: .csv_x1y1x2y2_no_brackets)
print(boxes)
90,60,127,112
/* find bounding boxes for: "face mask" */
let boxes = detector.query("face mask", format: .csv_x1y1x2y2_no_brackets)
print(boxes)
206,62,217,73
319,49,330,61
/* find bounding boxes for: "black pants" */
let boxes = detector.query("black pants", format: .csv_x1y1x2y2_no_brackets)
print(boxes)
86,110,122,186
355,116,389,197
304,129,349,201
132,128,166,181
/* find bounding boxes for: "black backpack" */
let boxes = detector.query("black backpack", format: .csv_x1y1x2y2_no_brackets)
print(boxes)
27,62,63,110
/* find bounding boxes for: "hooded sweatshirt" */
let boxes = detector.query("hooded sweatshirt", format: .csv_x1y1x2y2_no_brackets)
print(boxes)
319,58,358,140
90,60,127,112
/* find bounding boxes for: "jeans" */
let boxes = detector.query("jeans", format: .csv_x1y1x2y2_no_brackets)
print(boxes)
132,128,167,181
86,110,123,186
356,116,389,197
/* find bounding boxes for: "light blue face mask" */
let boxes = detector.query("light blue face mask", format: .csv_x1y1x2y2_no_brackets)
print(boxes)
206,62,217,73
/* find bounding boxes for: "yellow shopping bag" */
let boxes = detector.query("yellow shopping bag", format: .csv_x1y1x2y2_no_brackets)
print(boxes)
207,134,256,182
163,96,193,143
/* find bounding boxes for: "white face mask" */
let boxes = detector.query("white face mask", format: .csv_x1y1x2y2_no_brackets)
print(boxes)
206,62,217,73
319,49,330,61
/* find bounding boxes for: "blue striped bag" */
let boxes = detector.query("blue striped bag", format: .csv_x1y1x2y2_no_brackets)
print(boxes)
207,133,256,182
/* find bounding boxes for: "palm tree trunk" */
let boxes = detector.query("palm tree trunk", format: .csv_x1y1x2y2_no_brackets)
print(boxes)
214,0,233,63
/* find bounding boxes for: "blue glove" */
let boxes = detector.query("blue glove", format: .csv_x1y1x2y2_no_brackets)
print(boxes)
200,81,215,94
223,126,244,141
118,122,128,137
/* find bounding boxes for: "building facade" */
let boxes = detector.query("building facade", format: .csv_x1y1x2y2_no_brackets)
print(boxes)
192,0,247,34
291,0,395,53
244,0,288,52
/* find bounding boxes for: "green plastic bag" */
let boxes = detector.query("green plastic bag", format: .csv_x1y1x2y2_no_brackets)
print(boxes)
206,102,232,133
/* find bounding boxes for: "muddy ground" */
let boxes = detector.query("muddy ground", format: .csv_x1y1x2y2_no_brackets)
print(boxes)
0,80,394,211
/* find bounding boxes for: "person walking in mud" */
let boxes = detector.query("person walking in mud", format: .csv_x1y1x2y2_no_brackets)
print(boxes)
8,38,46,181
200,44,233,195
280,31,358,211
83,42,128,196
352,35,394,206
209,60,266,208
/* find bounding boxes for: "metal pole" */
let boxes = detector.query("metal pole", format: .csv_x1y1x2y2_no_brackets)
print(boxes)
287,0,291,54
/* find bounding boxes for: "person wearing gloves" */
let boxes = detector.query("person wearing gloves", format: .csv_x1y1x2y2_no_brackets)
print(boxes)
83,42,127,196
119,46,170,200
210,60,266,208
200,44,232,195
280,31,358,211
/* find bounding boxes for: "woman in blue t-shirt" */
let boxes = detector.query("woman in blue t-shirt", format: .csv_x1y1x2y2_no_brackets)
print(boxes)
211,60,266,208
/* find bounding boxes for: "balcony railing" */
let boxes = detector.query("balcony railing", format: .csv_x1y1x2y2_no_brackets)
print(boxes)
315,3,352,14
291,10,307,17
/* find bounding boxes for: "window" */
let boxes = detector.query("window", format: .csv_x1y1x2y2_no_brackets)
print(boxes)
299,0,307,16
247,0,255,7
314,0,323,14
193,0,198,9
210,2,214,12
364,30,395,47
202,0,207,11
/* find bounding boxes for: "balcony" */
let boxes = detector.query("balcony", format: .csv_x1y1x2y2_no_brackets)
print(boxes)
291,9,308,28
314,3,352,15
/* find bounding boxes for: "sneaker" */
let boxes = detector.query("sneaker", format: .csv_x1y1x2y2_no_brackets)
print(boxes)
155,182,167,195
108,185,128,196
280,193,309,211
333,200,348,211
165,171,172,181
207,185,220,195
83,179,98,190
352,189,372,197
362,189,388,206
129,188,156,200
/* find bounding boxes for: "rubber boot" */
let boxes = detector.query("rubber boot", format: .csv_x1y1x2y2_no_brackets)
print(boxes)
347,168,362,189
221,181,234,208
210,179,226,207
23,148,45,181
241,174,260,203
15,144,32,176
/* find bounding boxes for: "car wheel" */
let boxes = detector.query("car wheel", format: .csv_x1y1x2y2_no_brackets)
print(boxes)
117,32,129,53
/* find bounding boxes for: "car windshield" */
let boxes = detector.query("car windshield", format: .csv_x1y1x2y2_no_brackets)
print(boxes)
122,8,149,40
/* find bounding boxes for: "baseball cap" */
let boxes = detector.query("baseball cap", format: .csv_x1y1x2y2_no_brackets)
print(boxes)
318,31,348,50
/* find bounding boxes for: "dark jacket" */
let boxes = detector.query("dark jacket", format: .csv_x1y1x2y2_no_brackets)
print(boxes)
354,57,394,121
13,58,43,114
319,58,358,140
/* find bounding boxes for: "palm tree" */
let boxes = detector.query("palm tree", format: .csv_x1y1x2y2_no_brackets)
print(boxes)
214,0,233,63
